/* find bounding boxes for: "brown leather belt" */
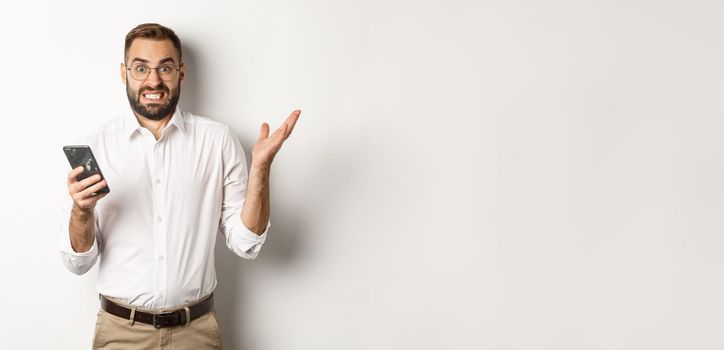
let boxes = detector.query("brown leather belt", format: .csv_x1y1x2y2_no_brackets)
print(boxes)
99,293,214,329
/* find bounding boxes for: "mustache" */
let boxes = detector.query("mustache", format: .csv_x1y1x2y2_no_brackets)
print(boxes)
138,83,170,95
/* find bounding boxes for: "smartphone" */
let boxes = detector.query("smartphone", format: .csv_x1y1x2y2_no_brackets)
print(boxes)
63,145,110,194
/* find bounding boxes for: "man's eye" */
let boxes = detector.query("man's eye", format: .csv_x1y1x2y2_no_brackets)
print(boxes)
134,65,148,73
159,65,173,73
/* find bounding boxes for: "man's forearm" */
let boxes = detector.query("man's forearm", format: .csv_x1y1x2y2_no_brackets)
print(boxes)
241,164,271,235
69,206,96,252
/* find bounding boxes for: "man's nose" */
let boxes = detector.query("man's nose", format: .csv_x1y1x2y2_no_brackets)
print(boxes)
145,68,162,85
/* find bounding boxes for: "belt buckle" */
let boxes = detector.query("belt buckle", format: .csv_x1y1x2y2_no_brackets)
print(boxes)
152,312,177,329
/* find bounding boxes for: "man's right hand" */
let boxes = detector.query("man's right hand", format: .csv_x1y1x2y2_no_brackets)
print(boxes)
67,166,108,212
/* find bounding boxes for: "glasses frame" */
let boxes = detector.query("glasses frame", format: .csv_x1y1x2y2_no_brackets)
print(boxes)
124,62,183,82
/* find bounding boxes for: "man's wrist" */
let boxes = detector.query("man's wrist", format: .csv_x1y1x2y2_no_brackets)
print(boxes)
71,204,94,217
250,161,271,174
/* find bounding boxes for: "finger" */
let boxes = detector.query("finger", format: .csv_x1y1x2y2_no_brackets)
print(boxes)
274,123,289,142
83,191,108,202
266,124,287,147
258,122,270,140
67,166,85,185
79,179,108,198
283,109,301,140
70,174,103,194
71,174,102,193
267,121,286,139
76,192,108,209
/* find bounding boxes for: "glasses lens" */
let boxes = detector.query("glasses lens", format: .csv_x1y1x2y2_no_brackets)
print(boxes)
158,64,178,81
130,63,149,81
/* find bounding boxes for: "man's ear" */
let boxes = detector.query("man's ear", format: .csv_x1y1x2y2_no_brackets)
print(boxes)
179,62,186,82
120,63,127,85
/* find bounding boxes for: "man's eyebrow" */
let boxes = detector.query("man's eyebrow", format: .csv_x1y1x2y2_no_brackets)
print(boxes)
129,57,177,64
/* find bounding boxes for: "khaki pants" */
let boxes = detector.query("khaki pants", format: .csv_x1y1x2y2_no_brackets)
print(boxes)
92,304,223,349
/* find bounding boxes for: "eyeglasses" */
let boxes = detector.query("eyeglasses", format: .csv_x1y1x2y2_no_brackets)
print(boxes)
125,62,181,81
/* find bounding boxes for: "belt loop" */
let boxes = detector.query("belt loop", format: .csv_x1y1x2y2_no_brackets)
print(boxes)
129,306,136,326
183,305,191,326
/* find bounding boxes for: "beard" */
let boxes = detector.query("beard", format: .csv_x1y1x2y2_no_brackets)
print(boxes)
126,81,181,121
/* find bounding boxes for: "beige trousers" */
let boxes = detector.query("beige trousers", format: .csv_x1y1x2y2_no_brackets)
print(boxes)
92,303,223,349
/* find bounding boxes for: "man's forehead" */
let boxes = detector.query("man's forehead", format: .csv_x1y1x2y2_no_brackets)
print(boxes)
127,38,179,62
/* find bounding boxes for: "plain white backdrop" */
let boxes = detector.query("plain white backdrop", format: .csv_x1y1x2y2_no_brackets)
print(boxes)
2,0,724,349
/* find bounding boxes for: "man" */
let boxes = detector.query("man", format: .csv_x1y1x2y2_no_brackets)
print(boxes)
58,23,300,349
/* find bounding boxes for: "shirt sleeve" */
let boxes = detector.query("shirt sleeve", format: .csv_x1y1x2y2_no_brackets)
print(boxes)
218,126,269,260
57,174,102,276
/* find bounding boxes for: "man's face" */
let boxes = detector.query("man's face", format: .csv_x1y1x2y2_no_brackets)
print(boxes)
121,38,185,121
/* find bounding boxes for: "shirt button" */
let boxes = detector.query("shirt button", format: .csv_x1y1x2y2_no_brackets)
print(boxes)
156,217,162,222
159,255,164,262
155,178,161,184
157,293,164,299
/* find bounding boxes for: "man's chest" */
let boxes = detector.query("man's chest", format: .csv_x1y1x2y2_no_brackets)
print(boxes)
93,135,226,220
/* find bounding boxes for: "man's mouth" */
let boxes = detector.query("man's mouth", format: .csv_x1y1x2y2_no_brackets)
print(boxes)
141,91,166,102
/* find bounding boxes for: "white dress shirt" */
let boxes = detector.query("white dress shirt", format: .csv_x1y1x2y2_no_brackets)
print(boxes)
58,106,269,309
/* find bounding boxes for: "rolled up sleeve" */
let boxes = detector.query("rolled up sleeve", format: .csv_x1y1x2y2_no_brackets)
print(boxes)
218,127,269,260
58,194,101,275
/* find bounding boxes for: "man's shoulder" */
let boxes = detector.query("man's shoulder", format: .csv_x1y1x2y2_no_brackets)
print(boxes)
183,111,230,129
181,111,234,136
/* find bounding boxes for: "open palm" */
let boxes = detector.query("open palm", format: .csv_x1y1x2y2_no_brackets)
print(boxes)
252,109,301,169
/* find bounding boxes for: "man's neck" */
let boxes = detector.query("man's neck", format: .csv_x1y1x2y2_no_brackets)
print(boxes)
134,112,173,140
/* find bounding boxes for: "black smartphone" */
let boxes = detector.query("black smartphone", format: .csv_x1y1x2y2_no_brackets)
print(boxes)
63,145,110,194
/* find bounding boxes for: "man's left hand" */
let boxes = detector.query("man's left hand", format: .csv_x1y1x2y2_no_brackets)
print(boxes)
251,109,301,170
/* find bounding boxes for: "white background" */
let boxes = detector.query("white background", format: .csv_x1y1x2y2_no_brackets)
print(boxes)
1,0,724,349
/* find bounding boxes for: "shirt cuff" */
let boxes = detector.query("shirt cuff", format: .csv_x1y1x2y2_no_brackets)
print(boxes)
227,219,270,259
68,237,99,257
59,232,99,275
240,220,270,241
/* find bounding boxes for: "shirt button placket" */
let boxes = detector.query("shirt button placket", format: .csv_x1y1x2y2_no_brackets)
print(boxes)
152,142,167,306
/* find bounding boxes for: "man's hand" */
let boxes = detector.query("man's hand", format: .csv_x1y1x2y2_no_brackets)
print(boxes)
251,109,301,169
67,166,107,252
68,166,108,212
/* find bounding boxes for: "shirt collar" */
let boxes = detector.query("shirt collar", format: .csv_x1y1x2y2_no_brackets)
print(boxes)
124,106,186,138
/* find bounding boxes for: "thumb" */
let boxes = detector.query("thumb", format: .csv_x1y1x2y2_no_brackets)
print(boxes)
259,122,270,140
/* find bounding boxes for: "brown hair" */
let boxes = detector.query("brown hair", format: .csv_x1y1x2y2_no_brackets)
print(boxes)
124,23,182,63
